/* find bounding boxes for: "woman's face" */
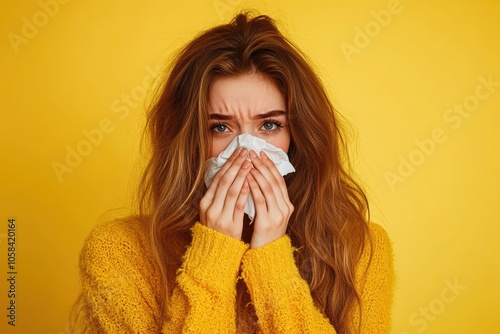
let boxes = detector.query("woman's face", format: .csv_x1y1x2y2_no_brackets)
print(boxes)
208,72,291,158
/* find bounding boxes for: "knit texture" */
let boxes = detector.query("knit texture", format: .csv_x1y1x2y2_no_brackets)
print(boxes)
79,219,394,333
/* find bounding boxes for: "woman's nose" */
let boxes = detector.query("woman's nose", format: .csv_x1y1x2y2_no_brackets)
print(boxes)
236,128,259,138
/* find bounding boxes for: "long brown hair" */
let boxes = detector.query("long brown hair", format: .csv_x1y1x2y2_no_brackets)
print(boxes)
136,11,372,333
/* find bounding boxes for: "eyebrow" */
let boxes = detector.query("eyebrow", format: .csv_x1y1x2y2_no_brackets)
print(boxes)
209,110,287,120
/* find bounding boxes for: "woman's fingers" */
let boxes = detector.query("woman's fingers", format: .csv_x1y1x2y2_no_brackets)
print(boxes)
208,149,249,215
246,172,266,211
199,147,251,239
248,167,279,213
248,150,289,211
201,147,243,209
247,150,294,248
200,146,294,244
233,179,250,222
247,170,288,248
218,159,252,218
259,151,292,203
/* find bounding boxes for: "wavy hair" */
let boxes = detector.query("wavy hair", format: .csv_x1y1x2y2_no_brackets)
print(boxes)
135,11,372,333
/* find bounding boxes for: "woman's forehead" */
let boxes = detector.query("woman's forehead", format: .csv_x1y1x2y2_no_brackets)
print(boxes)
208,73,285,117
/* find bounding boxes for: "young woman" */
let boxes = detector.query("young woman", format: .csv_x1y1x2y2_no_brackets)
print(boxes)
74,12,394,334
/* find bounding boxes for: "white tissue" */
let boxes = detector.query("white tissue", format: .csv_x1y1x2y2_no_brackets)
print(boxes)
204,133,295,223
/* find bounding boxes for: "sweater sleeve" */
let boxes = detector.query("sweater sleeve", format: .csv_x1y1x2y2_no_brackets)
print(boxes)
163,223,249,333
241,236,336,334
240,223,395,334
79,220,248,334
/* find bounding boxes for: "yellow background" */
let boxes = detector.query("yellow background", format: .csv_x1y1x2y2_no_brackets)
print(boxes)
1,0,499,333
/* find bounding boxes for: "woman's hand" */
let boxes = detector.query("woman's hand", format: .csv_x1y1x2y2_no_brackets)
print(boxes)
199,148,252,240
247,150,294,248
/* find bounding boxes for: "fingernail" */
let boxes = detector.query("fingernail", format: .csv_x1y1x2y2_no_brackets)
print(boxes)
260,151,269,159
249,150,258,158
242,160,251,169
240,148,248,157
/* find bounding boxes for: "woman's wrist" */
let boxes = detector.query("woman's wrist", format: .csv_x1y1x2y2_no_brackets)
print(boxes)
180,223,249,292
242,234,302,293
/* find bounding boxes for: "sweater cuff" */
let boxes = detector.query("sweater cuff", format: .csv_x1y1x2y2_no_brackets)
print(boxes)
241,235,301,296
181,223,249,292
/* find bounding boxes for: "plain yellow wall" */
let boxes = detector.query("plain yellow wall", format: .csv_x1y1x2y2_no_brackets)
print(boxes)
1,0,499,333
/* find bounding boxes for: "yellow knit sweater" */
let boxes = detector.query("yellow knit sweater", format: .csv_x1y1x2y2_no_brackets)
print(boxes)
79,219,394,333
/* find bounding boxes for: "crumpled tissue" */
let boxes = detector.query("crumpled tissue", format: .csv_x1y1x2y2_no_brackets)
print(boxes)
204,133,295,223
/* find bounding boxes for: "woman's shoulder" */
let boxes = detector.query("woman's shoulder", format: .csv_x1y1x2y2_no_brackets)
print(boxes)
367,222,393,250
356,222,395,279
78,216,163,329
79,215,153,268
83,215,148,246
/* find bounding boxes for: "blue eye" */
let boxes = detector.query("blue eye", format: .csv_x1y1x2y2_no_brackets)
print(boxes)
261,120,283,132
212,123,228,133
262,122,277,131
